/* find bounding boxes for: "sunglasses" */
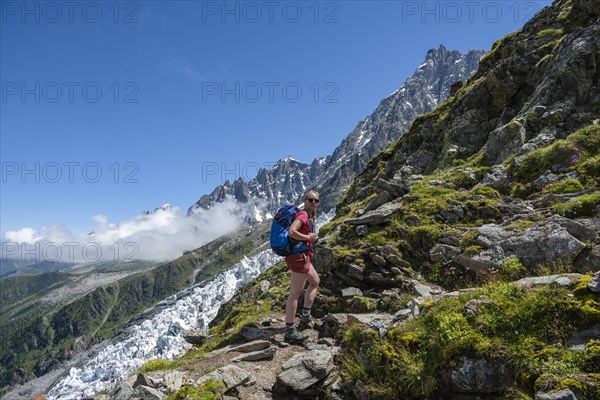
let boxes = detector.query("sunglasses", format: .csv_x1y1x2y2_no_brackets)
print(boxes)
306,198,320,204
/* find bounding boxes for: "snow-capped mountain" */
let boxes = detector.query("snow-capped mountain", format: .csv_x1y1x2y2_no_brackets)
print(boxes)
188,45,484,216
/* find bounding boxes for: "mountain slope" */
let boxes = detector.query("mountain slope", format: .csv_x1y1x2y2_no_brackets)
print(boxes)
136,1,600,399
188,45,484,217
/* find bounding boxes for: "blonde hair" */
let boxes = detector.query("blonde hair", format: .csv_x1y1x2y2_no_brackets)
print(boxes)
304,190,319,225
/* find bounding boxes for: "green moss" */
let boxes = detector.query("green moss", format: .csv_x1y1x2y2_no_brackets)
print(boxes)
510,182,530,199
553,191,600,218
511,140,576,181
569,125,600,155
339,280,598,398
499,257,528,281
508,219,535,232
545,178,584,194
140,359,179,373
465,245,481,255
407,225,442,250
511,125,600,184
168,379,225,400
536,28,564,38
577,155,600,179
349,296,378,312
573,275,593,297
580,299,600,322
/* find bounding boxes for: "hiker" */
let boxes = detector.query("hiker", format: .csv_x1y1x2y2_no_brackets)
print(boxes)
284,190,320,343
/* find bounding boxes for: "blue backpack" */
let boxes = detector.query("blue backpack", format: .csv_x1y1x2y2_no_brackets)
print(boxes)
270,204,314,256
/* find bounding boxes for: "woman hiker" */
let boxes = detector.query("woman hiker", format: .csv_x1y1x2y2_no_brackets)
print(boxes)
284,190,320,343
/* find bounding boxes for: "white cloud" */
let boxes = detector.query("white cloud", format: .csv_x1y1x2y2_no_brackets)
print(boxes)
4,227,42,243
1,197,245,264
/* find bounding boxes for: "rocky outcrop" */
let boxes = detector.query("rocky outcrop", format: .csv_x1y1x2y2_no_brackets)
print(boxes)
188,46,483,218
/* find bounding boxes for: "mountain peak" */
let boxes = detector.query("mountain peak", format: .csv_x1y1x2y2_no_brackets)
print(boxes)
188,46,484,219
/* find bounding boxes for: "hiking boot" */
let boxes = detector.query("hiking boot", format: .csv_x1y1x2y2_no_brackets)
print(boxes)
284,327,307,343
297,313,312,331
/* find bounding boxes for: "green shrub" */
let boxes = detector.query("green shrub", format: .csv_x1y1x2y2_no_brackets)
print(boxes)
140,359,178,373
577,155,600,179
545,178,584,194
510,183,530,199
168,379,225,400
339,282,598,398
512,140,576,181
407,225,442,250
568,125,600,155
553,191,600,218
499,257,528,281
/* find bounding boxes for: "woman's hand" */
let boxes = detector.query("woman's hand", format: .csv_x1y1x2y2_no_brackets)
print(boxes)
308,233,317,242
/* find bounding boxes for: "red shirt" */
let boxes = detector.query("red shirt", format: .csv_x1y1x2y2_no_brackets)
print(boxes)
294,210,314,258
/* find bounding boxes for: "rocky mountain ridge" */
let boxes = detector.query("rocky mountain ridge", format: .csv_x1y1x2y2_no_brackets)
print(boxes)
108,0,600,399
5,0,600,398
188,45,484,217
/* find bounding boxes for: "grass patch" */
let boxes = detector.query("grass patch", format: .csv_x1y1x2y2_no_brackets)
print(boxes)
553,191,600,218
140,359,179,373
339,280,599,399
510,125,600,183
544,178,584,194
168,379,225,400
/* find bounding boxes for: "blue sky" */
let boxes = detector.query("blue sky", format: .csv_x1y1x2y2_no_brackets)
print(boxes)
1,0,552,241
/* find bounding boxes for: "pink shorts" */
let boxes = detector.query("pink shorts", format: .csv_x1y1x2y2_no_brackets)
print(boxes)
285,253,312,273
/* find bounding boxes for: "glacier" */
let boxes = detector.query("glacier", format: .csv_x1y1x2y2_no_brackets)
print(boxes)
47,250,281,399
46,211,334,399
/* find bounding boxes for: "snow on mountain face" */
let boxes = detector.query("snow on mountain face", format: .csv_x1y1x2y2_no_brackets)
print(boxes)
47,250,281,399
187,45,484,217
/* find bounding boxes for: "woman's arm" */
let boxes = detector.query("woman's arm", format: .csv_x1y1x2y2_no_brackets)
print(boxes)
288,219,316,242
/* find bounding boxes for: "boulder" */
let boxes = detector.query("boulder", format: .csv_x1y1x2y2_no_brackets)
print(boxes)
228,340,271,353
162,371,184,394
479,165,511,191
392,309,413,322
346,264,364,281
504,223,585,267
346,200,403,225
318,313,348,339
370,253,387,267
514,273,583,288
183,329,209,346
277,350,334,392
134,385,166,400
588,271,600,293
356,225,369,237
534,389,578,400
240,323,278,341
341,287,363,297
376,178,410,198
197,365,251,390
476,224,513,247
365,272,398,288
451,358,510,394
347,313,394,335
454,247,505,274
361,191,394,214
574,245,600,273
429,244,461,264
231,347,277,362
